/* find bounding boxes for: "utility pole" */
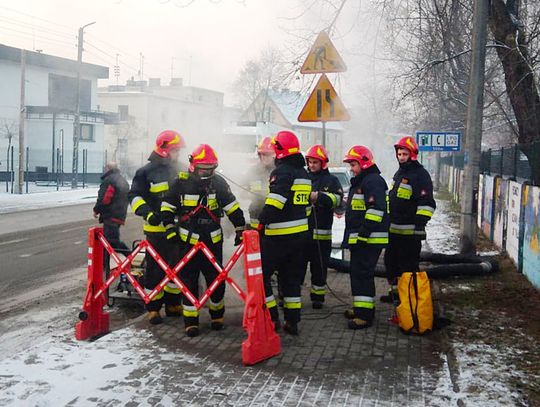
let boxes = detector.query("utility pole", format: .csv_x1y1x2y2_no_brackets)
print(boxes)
17,49,26,195
72,21,95,189
460,0,489,254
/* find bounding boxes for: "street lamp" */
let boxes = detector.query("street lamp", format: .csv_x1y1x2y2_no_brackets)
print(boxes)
72,21,96,189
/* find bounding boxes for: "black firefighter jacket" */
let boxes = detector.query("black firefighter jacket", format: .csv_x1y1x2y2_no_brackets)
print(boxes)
128,152,179,236
258,153,312,238
388,160,436,239
344,165,390,247
307,168,343,241
160,172,246,248
93,168,129,225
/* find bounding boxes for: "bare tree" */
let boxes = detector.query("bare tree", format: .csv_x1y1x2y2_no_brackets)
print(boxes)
489,0,540,183
231,47,296,118
0,118,18,172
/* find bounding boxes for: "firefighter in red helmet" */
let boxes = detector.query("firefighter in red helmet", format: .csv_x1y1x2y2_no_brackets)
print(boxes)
382,136,436,303
128,130,186,325
303,144,343,309
342,145,389,329
161,144,246,337
258,130,311,335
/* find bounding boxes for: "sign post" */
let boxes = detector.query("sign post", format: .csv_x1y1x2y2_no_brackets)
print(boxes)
298,31,349,147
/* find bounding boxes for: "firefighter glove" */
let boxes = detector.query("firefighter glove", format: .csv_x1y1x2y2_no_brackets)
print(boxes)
166,230,181,244
358,225,370,239
146,211,162,226
234,230,243,246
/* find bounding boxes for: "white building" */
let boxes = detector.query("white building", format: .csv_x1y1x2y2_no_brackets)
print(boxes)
0,43,109,185
98,78,224,175
231,89,346,164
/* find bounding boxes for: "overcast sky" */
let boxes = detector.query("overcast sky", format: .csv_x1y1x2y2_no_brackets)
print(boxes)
0,0,386,106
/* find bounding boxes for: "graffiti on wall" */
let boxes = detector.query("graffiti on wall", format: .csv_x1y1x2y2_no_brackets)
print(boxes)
522,185,540,289
493,177,507,249
482,176,494,239
506,181,522,269
477,174,484,229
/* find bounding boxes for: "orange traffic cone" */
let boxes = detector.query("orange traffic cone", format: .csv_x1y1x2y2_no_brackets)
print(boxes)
241,230,281,365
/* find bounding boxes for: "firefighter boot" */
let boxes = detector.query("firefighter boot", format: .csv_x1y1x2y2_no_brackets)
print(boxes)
211,318,225,331
165,304,183,317
348,318,372,330
185,325,200,337
148,311,163,325
380,287,399,304
312,301,324,310
344,309,355,319
283,321,299,335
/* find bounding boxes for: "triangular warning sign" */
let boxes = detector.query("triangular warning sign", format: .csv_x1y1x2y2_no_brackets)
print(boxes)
300,31,347,74
298,74,350,122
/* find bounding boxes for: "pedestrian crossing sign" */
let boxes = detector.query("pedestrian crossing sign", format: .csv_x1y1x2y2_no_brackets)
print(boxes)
300,31,347,74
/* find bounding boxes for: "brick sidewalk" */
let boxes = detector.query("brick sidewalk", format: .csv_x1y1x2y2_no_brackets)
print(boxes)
122,242,446,406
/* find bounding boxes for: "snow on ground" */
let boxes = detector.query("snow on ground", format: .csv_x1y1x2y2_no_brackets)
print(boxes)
425,197,461,255
0,326,202,406
428,343,528,407
0,186,98,214
0,190,527,405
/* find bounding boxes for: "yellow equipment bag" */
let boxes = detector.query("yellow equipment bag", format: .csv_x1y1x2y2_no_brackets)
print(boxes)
396,271,433,334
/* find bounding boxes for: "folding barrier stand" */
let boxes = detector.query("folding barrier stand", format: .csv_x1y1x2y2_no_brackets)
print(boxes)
75,228,281,365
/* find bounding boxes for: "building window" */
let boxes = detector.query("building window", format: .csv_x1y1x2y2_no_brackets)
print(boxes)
118,105,129,121
80,124,94,141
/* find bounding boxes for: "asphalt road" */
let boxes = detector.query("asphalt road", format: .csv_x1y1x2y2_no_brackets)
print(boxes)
0,204,143,303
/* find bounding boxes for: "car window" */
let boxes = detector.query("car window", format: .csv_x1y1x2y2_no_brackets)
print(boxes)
329,169,351,193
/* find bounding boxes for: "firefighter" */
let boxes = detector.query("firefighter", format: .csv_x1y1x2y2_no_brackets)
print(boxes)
382,136,436,302
258,130,311,335
246,137,275,230
128,130,185,325
342,145,389,329
161,144,245,337
303,145,343,309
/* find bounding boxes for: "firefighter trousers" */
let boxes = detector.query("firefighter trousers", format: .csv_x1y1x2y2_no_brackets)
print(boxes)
349,244,383,322
303,238,331,303
261,233,309,324
383,235,422,282
144,233,182,312
181,244,225,328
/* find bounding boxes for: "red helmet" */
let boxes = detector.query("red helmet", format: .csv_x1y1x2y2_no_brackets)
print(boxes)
189,143,218,172
257,136,274,156
154,130,185,158
394,136,419,161
343,145,375,170
271,130,300,159
306,144,329,170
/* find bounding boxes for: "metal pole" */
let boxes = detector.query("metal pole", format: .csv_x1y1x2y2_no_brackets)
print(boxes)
51,112,56,175
56,148,60,191
322,121,326,148
459,0,489,254
10,146,14,194
17,49,26,194
25,146,29,193
5,142,9,192
60,128,64,186
72,22,95,189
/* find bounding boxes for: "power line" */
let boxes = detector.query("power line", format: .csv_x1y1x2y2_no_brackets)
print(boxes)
0,15,74,39
0,5,74,31
0,26,76,48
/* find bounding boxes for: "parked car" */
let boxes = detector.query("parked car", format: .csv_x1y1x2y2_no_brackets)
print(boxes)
328,167,352,260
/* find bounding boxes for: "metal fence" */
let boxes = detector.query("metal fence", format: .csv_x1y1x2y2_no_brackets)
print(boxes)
440,141,539,185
